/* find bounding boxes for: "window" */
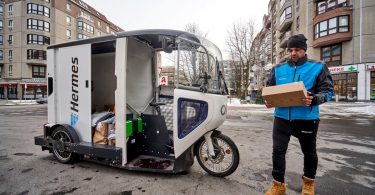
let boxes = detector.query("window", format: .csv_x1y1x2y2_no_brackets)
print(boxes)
316,0,347,15
332,73,357,101
339,15,349,32
66,29,71,39
27,19,50,32
9,20,13,30
0,20,3,29
8,35,13,45
27,3,50,17
66,3,71,11
280,6,292,24
98,31,102,36
77,33,89,40
319,20,328,36
314,15,349,39
9,64,13,76
66,16,71,26
79,11,93,22
321,44,341,67
78,21,94,34
371,72,375,100
0,50,3,60
328,18,337,34
98,21,101,28
27,49,46,60
0,5,3,15
296,16,300,30
327,0,336,9
0,35,3,45
8,4,13,15
32,65,46,78
9,50,12,60
27,34,50,45
106,25,109,33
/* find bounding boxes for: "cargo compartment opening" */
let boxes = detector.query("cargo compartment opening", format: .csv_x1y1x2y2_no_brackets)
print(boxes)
91,42,116,113
125,38,174,163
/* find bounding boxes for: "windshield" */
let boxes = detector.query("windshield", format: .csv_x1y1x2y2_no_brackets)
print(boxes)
175,35,226,94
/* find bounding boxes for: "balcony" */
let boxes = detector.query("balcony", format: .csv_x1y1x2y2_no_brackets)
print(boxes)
279,17,293,32
279,4,293,32
279,31,292,48
312,7,353,47
78,12,94,23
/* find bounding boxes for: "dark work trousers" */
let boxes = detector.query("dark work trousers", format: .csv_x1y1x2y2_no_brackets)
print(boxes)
272,117,319,183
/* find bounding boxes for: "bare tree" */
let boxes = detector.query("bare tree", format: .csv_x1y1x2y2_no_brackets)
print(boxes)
184,23,208,37
226,20,256,99
162,23,211,87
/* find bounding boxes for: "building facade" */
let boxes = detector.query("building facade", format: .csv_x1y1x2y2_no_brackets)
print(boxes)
0,0,123,100
253,0,375,101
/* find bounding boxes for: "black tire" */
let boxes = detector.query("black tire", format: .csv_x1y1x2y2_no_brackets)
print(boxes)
195,133,239,177
51,127,79,164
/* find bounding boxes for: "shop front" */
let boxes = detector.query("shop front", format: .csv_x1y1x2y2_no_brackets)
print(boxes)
21,84,47,99
329,65,358,101
368,64,375,100
0,86,4,99
0,83,18,99
21,78,47,99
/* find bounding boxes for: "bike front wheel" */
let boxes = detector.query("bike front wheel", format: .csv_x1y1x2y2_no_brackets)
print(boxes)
195,133,239,177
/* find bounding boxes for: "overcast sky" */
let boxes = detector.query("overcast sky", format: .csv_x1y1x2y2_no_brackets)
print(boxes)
85,0,268,59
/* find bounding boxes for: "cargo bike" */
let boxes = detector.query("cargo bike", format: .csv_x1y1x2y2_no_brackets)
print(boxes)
34,29,239,177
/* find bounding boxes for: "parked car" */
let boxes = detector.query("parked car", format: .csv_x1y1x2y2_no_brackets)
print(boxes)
36,97,48,104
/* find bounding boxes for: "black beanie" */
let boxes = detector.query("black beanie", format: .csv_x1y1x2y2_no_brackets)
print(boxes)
287,34,307,51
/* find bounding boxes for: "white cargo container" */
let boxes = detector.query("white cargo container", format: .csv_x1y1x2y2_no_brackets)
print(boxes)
35,29,239,176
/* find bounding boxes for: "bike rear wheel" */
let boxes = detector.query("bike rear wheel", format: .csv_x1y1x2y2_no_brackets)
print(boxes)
51,127,79,164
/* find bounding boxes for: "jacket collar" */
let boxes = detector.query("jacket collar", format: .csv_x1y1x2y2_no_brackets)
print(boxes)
287,55,307,66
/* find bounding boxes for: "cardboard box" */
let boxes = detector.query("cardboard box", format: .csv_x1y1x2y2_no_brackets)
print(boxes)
262,82,308,107
93,122,109,145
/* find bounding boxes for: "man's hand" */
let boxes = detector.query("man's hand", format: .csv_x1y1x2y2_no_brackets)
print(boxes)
302,92,314,106
265,100,274,108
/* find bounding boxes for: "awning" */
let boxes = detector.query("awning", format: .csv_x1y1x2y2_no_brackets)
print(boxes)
0,83,17,86
20,83,47,87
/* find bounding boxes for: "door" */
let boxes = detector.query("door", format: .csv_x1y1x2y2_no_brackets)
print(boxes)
173,89,227,157
56,44,92,142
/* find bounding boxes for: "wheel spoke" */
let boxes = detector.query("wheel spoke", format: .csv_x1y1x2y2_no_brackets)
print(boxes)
199,137,235,173
53,129,72,161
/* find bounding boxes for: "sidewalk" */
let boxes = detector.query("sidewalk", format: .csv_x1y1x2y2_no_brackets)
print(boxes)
0,99,37,106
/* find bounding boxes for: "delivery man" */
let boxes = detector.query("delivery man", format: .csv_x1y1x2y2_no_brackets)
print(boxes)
264,34,334,195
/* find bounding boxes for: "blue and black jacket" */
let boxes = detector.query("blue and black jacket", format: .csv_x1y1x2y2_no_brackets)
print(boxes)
266,55,334,120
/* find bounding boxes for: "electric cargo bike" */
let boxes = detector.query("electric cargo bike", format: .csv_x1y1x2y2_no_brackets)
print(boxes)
34,29,239,177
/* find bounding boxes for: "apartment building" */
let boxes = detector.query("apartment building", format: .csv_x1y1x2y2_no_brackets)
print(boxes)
0,0,123,100
252,0,375,101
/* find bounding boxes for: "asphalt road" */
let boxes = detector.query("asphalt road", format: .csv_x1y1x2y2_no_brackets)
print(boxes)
0,103,374,195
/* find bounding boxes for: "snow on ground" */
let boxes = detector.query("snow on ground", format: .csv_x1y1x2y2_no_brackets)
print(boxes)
228,98,375,116
320,102,375,116
345,106,375,115
2,100,37,105
227,98,241,105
